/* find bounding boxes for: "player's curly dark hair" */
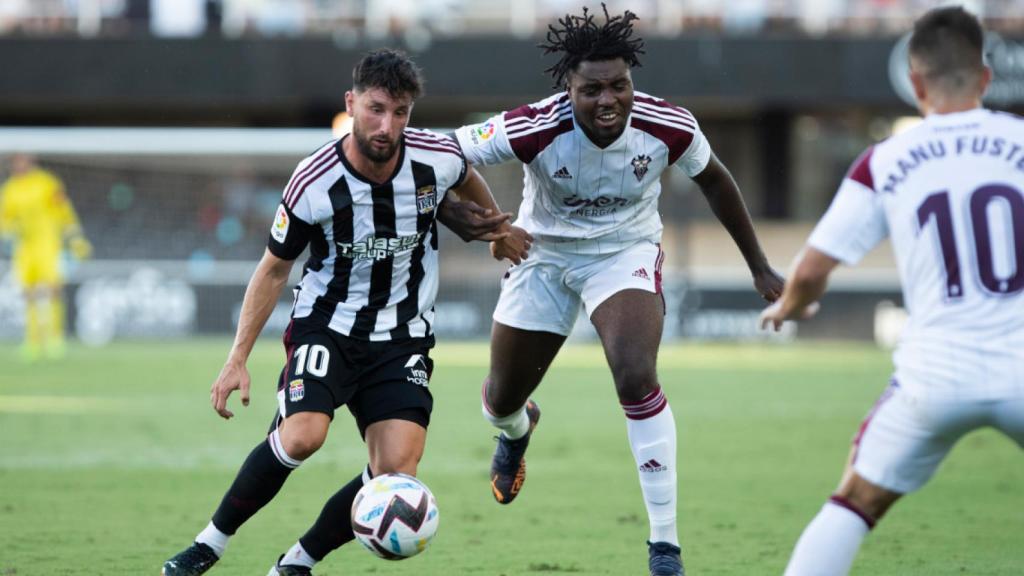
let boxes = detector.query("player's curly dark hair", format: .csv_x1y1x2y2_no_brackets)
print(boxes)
538,4,645,89
353,48,424,99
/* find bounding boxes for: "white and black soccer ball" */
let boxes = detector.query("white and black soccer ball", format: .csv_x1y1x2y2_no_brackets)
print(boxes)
350,473,439,560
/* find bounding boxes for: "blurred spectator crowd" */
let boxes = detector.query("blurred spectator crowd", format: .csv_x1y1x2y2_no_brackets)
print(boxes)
1,0,1021,40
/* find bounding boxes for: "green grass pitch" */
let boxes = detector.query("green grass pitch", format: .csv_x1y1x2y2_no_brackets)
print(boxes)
1,340,1021,575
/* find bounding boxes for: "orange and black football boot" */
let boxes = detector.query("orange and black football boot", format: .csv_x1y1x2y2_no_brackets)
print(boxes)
489,399,541,504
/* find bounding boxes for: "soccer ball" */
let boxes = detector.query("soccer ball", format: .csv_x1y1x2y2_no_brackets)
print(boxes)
351,473,439,560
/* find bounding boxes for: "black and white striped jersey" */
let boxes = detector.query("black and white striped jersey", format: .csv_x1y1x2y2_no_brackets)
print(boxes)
267,128,467,341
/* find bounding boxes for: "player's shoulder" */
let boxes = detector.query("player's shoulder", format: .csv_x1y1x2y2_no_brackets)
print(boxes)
986,108,1024,130
630,92,698,137
843,144,881,191
504,92,572,123
281,139,341,209
630,91,699,163
404,127,464,159
27,168,63,188
309,138,338,156
632,91,697,126
502,93,575,163
295,138,340,168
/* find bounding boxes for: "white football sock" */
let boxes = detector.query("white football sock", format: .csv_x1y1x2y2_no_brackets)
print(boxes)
482,398,531,440
281,541,317,569
623,387,678,546
784,498,872,576
196,521,230,558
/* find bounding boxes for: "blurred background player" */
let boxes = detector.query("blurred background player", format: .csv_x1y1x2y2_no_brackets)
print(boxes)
162,49,528,576
760,7,1024,576
0,153,92,361
457,6,783,575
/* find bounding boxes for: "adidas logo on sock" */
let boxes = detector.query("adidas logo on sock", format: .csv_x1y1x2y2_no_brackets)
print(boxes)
639,459,667,473
552,166,572,179
632,267,650,280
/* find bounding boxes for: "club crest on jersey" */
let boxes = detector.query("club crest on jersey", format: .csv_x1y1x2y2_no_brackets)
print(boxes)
288,379,305,402
271,204,290,242
631,154,652,182
416,185,437,214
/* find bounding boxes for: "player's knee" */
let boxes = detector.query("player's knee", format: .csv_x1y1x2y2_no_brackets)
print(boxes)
834,479,900,521
280,433,324,461
481,376,519,417
611,364,659,403
279,415,329,460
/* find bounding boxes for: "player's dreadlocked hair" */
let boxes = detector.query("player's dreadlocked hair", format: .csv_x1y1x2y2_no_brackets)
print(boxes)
538,4,645,89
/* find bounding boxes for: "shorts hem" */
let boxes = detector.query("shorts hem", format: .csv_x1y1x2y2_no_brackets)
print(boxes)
282,406,335,421
355,407,431,439
585,283,658,318
852,461,916,494
492,312,572,336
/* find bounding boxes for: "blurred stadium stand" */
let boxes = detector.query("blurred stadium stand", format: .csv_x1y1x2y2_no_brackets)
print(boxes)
1,0,1022,38
0,1,1021,344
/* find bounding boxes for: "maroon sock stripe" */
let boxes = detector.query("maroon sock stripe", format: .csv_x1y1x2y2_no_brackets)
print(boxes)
829,495,876,530
621,387,668,420
481,380,498,417
621,386,662,407
654,243,665,294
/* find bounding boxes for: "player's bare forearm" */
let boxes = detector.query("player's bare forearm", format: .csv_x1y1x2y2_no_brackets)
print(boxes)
693,154,771,273
451,167,511,229
778,247,838,317
228,248,294,365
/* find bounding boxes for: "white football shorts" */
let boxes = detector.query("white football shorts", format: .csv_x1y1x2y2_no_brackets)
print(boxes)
852,378,1024,494
492,240,664,336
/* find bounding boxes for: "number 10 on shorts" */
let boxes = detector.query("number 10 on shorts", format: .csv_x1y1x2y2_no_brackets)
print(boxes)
293,344,330,378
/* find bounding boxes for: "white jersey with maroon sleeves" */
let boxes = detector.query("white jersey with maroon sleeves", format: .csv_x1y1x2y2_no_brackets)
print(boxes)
267,129,466,341
808,108,1024,398
455,91,711,254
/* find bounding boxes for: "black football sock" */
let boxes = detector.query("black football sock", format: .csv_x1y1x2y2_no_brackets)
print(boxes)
298,466,370,560
210,435,298,534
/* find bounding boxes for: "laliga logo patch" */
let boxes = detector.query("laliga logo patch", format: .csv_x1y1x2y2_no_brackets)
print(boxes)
271,205,290,242
416,185,437,215
631,154,652,182
471,121,496,144
289,379,305,402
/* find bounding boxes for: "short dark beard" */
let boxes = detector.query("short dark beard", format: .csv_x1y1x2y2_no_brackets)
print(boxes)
352,127,399,164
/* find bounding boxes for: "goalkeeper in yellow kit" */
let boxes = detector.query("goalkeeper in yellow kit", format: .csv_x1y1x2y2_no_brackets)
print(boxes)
0,154,92,360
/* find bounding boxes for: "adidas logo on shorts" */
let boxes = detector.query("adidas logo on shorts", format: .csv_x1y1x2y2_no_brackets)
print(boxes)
632,267,650,280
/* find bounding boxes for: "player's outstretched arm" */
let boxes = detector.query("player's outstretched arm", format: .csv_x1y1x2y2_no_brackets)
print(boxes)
211,248,294,419
692,152,784,301
442,167,513,240
759,246,838,331
446,167,533,264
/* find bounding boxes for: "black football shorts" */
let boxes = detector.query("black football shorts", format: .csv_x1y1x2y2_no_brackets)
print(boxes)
271,319,435,437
